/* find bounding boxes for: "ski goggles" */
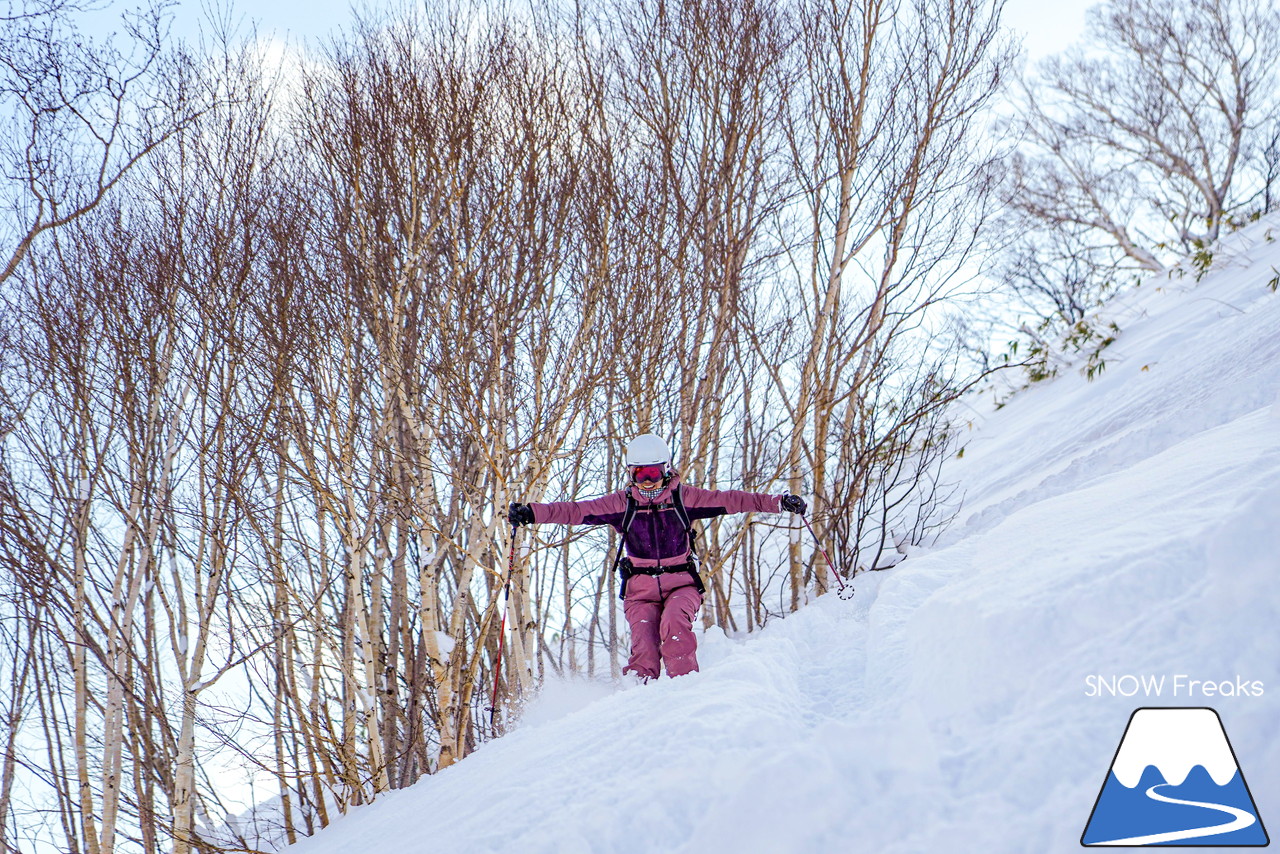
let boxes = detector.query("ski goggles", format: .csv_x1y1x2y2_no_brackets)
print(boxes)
630,464,667,483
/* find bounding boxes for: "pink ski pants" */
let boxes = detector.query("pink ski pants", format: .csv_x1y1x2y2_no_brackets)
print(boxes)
622,571,703,679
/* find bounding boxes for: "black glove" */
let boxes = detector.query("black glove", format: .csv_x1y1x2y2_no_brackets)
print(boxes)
508,503,535,527
780,494,807,514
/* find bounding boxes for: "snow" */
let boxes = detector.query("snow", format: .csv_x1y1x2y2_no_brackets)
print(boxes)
1111,708,1239,787
434,630,457,658
284,215,1280,853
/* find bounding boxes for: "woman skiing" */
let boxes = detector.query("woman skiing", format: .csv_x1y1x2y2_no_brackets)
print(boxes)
508,433,806,681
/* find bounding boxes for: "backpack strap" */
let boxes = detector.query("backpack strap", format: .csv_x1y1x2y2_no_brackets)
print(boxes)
670,484,697,561
619,487,639,536
670,485,706,595
612,488,638,599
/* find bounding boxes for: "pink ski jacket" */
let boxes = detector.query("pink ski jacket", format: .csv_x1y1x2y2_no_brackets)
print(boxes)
529,472,783,568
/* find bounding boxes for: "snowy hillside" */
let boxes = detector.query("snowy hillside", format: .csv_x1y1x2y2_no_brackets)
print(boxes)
284,215,1280,854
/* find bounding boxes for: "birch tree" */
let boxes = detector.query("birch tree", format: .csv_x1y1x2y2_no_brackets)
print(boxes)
1001,0,1280,329
772,0,1009,608
0,0,204,285
0,1,1018,848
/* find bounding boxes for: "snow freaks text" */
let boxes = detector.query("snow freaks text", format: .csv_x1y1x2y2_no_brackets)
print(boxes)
1085,675,1265,699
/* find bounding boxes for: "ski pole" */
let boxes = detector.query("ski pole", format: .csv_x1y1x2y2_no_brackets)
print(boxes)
800,513,854,599
488,524,517,729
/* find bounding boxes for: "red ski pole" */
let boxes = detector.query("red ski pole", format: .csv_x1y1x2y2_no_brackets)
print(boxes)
800,513,854,599
488,525,518,728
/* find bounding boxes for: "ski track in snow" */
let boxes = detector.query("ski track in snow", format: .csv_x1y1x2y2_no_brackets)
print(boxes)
281,214,1280,854
1091,783,1257,846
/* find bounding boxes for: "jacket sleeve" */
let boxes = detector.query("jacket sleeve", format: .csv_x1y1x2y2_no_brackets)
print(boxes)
528,491,628,528
680,485,783,518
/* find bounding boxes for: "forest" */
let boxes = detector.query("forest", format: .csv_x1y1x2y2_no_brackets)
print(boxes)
1,0,1276,850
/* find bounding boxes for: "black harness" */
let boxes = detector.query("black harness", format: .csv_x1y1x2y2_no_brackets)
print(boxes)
611,484,705,600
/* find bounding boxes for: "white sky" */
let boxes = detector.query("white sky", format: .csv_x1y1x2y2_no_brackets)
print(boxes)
1002,0,1096,60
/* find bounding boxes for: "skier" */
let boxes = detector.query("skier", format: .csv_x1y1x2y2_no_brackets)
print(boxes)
508,433,807,682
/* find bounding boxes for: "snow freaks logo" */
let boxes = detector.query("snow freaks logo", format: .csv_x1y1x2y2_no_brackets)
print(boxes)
1081,708,1270,847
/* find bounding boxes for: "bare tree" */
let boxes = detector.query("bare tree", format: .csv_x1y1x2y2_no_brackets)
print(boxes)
1001,0,1280,330
286,3,621,779
0,0,206,285
763,0,1009,609
0,1,1017,849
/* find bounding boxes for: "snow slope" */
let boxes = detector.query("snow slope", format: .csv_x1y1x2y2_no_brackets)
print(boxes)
287,215,1280,854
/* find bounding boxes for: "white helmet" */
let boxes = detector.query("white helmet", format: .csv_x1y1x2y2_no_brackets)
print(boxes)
625,433,672,467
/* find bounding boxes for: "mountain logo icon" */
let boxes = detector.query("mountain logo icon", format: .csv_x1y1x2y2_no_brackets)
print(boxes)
1082,707,1269,847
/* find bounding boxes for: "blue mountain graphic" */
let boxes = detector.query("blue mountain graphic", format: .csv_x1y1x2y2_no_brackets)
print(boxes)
1083,764,1269,846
